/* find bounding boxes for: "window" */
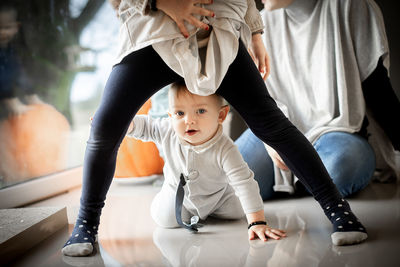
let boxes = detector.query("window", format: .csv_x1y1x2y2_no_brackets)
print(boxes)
0,0,119,207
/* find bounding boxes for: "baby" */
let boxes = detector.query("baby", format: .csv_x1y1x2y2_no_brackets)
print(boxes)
127,80,286,241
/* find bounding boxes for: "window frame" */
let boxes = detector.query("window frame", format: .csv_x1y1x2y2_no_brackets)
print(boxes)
0,167,82,208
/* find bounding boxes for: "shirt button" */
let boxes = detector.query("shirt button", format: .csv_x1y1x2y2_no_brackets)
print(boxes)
188,170,199,179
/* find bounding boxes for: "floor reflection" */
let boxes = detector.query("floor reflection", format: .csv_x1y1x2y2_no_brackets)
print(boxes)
152,209,325,267
13,180,400,267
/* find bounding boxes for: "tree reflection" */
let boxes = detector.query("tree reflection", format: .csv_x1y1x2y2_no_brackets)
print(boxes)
0,0,106,187
14,0,105,121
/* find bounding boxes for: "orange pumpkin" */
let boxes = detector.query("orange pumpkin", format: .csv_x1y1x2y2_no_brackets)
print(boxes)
0,104,70,184
114,100,164,178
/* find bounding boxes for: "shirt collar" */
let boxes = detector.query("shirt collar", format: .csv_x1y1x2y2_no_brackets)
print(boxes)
179,125,224,153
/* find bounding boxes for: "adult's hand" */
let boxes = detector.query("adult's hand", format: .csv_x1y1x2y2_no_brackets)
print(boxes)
157,0,215,38
249,33,270,80
265,144,289,171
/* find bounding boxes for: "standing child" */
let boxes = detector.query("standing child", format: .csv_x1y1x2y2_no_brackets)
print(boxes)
62,0,367,257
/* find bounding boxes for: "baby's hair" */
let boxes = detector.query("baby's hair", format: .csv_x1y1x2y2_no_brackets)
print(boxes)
169,79,187,98
169,79,226,106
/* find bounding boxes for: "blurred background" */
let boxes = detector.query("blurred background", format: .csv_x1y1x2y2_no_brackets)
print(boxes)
0,0,118,189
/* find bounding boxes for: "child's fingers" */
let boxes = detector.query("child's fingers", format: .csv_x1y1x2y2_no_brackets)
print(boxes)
248,230,256,240
261,55,270,80
192,6,215,18
258,59,266,76
257,231,268,241
195,0,214,4
186,15,209,31
270,228,287,237
176,21,190,38
249,229,267,241
265,229,282,240
248,49,256,63
265,53,271,79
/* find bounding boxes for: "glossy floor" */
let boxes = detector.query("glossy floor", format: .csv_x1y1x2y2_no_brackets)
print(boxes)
12,178,400,267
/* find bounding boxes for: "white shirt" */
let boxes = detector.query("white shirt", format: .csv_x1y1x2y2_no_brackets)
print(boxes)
127,115,264,219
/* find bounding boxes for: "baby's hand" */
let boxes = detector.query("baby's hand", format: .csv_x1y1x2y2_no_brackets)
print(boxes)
248,224,286,242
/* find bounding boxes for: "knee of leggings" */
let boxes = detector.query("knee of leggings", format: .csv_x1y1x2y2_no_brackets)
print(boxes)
87,124,124,151
251,122,297,146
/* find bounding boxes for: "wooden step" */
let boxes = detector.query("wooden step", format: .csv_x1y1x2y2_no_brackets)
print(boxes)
0,206,67,265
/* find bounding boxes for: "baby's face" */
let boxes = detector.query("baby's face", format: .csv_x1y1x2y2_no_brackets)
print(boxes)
262,0,294,11
0,10,19,48
169,89,226,146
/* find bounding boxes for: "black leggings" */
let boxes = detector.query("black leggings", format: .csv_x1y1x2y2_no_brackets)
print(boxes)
79,41,341,224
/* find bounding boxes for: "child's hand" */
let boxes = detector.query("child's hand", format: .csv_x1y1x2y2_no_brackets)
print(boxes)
157,0,215,38
249,33,270,81
248,224,286,242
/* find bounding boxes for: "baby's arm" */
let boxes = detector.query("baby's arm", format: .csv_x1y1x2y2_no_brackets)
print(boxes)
221,143,286,241
126,114,169,144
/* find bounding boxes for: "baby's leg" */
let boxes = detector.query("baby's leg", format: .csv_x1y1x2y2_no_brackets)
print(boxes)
217,40,367,246
62,46,181,256
151,183,192,228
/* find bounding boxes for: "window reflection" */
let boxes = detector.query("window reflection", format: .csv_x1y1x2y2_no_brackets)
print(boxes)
0,0,118,189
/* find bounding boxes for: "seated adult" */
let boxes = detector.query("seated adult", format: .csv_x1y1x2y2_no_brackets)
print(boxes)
236,0,400,200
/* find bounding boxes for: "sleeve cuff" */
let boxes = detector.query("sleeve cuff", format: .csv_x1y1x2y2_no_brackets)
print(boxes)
127,115,146,138
245,0,265,34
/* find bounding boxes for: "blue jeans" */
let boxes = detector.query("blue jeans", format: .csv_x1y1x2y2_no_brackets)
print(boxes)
236,130,376,200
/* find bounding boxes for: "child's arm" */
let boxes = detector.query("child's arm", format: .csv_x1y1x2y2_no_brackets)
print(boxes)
245,0,270,80
246,209,286,241
126,114,169,144
221,143,286,241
